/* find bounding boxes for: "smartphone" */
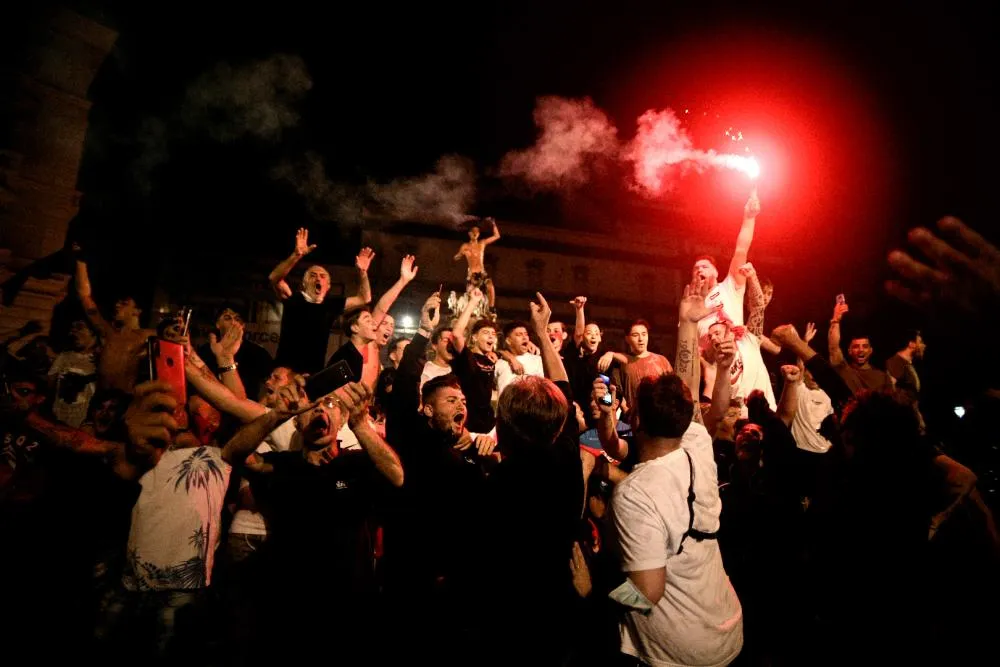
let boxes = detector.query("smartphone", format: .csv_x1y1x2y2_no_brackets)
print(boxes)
597,374,614,406
147,336,188,429
835,293,846,306
305,359,354,400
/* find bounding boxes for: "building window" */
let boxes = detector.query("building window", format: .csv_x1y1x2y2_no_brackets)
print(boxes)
525,259,545,286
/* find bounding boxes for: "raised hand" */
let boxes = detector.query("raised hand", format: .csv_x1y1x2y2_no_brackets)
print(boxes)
529,292,552,333
468,287,484,304
570,296,588,310
715,339,737,371
679,282,719,323
780,364,802,383
744,186,761,219
209,322,244,364
738,262,756,278
420,293,441,331
474,434,497,458
887,216,1000,316
295,228,317,256
125,381,180,454
334,381,373,428
591,379,620,416
803,322,817,344
355,247,375,272
832,302,849,323
770,324,802,347
399,254,419,283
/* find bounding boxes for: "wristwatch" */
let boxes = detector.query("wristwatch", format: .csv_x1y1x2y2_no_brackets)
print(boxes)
219,362,238,373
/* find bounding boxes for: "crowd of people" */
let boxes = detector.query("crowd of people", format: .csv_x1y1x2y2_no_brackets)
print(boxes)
2,193,999,666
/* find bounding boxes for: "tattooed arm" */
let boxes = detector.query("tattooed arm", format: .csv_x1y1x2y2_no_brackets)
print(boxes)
25,412,117,457
743,266,781,355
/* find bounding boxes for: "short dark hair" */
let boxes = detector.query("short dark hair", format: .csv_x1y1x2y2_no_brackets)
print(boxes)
471,318,497,336
848,334,873,346
156,313,183,338
892,328,922,351
635,374,693,439
629,319,652,334
496,376,569,457
502,321,530,339
421,374,463,406
342,305,373,336
693,255,717,269
431,324,452,344
548,320,567,330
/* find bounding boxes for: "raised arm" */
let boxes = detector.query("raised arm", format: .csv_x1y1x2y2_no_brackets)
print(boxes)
269,227,315,300
777,365,802,426
676,282,716,410
772,324,852,410
339,382,404,487
740,262,781,355
529,292,568,383
571,296,587,346
185,348,265,423
372,255,418,324
728,187,760,287
392,293,436,416
481,218,501,246
705,341,735,437
451,288,483,353
347,246,375,309
828,300,849,367
594,379,629,460
221,379,313,465
74,259,112,338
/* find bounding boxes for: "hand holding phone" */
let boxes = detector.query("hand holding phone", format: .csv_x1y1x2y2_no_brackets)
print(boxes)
147,337,188,430
597,374,615,407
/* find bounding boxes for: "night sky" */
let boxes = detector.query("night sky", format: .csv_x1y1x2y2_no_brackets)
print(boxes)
6,0,998,406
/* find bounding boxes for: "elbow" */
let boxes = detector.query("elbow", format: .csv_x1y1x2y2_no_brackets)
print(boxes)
390,467,404,488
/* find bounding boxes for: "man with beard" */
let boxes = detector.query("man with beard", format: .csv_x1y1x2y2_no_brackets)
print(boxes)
828,299,893,393
270,227,374,375
75,257,156,394
247,380,404,661
619,320,673,412
382,292,496,661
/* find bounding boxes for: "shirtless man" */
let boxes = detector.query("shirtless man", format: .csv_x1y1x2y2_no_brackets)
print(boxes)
453,217,500,309
75,257,156,394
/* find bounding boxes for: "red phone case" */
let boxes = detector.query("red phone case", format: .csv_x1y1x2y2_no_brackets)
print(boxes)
153,339,188,429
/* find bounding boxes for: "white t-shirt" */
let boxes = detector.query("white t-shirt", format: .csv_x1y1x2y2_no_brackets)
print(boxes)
612,421,743,667
420,361,452,398
791,386,835,454
698,274,745,345
495,353,545,397
730,333,776,413
230,414,302,536
124,446,231,591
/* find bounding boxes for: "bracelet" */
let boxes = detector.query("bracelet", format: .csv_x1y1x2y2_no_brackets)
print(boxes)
830,320,840,325
218,362,238,373
417,327,432,338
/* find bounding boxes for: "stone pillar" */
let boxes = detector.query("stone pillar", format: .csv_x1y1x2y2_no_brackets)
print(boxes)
0,8,117,338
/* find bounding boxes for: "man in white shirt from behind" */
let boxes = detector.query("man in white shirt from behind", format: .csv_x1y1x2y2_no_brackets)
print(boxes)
611,373,743,667
790,366,835,454
495,320,544,397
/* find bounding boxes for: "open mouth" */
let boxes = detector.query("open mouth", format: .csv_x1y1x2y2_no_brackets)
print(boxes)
453,412,465,425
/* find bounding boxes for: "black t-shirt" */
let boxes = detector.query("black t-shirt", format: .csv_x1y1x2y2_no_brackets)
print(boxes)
274,292,347,375
326,340,365,383
254,450,386,597
452,347,496,433
197,339,274,399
